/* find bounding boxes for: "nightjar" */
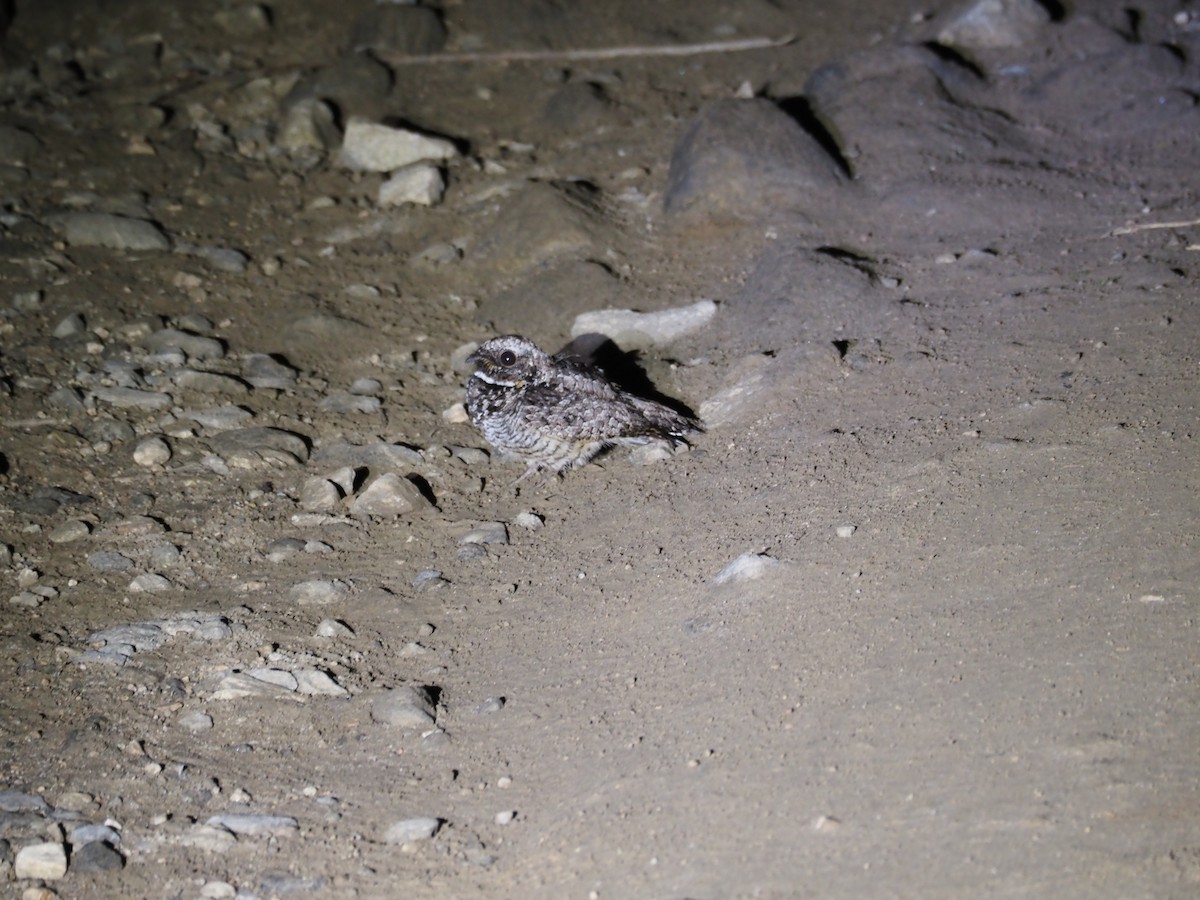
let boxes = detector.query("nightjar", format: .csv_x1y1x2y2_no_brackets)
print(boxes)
465,335,700,484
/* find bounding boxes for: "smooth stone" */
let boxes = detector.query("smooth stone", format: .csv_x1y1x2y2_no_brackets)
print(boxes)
178,710,215,732
412,570,447,591
48,520,91,543
937,0,1051,51
712,552,781,585
350,473,430,517
312,440,423,469
664,98,845,226
70,824,121,846
242,353,298,388
370,686,437,728
289,579,350,605
70,841,124,873
133,436,171,466
14,842,68,879
129,573,171,592
52,312,86,338
378,164,445,207
0,790,50,813
315,619,355,639
277,98,339,152
177,243,250,273
92,386,172,410
178,405,254,430
47,212,170,251
337,118,458,172
381,816,441,844
209,427,309,466
46,386,86,412
141,328,225,361
300,478,343,513
178,823,237,852
294,668,348,696
86,551,134,572
319,392,382,414
210,672,300,701
247,668,299,691
264,537,306,562
571,299,717,349
458,522,508,545
173,370,249,395
513,512,544,530
205,814,299,838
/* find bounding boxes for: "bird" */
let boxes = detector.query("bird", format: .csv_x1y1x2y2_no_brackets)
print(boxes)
464,334,700,485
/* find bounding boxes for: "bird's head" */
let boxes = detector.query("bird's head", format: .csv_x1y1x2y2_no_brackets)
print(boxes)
467,335,548,388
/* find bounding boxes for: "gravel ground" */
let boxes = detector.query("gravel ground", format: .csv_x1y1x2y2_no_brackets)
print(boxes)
0,1,1198,898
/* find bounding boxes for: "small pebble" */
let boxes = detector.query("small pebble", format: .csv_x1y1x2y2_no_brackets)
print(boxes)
512,511,544,531
86,550,135,572
289,579,350,606
128,573,171,592
494,810,516,826
315,619,355,638
70,841,124,873
370,686,437,728
48,520,91,543
712,551,780,585
835,525,857,538
458,522,508,545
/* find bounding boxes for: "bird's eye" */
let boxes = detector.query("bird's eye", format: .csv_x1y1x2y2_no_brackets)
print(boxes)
499,350,517,366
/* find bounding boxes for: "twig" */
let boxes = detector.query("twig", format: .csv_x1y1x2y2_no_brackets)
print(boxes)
1109,217,1200,236
380,34,796,66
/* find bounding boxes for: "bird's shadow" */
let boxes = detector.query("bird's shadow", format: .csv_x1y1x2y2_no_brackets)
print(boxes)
555,333,701,424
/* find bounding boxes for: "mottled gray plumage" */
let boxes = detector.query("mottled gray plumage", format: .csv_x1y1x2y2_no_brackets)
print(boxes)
465,335,699,484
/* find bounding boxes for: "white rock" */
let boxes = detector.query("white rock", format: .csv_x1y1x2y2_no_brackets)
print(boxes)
571,299,717,349
937,0,1050,50
370,686,436,728
378,163,445,207
293,668,348,696
129,573,171,593
836,524,857,538
442,402,469,424
382,816,441,844
338,118,458,172
315,618,355,639
289,579,351,606
14,842,68,879
350,472,430,517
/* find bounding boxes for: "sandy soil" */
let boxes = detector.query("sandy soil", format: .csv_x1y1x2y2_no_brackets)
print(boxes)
0,1,1198,898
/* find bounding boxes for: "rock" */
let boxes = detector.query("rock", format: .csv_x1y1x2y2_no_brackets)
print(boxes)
315,619,354,639
46,212,170,251
178,405,254,431
70,824,121,846
208,427,309,467
571,299,717,349
319,391,382,414
264,537,305,561
205,814,299,838
178,823,237,852
350,473,431,517
664,99,846,227
14,842,67,879
471,181,601,275
133,436,171,466
173,370,249,395
712,551,781,585
289,579,350,606
50,519,92,544
836,524,857,538
412,569,447,591
294,669,348,696
178,710,214,732
936,0,1051,51
141,328,225,360
352,4,446,54
458,522,508,545
378,164,445,207
128,573,172,592
52,312,86,338
494,810,516,826
381,816,441,844
176,243,250,273
337,119,458,173
512,512,544,531
0,790,50,813
86,550,134,572
243,353,298,389
92,386,172,410
213,3,271,35
277,98,339,153
370,686,437,728
542,81,610,131
313,440,424,470
210,672,300,701
301,477,343,512
70,841,124,873
248,668,299,691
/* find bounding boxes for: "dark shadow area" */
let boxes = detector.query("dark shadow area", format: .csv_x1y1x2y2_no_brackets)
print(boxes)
556,333,702,425
775,96,854,178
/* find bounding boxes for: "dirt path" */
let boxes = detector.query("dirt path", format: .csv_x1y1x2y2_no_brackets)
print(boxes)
0,1,1197,897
